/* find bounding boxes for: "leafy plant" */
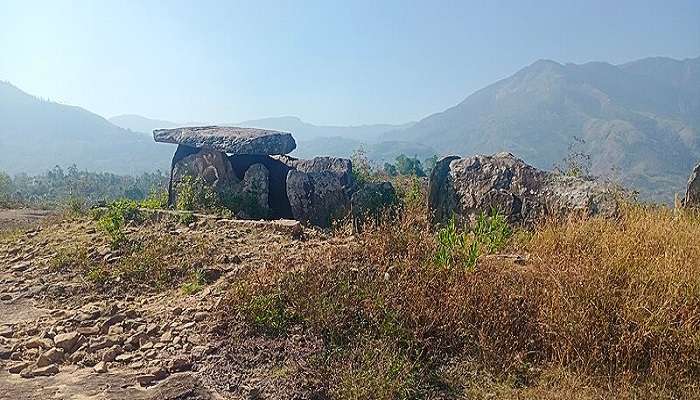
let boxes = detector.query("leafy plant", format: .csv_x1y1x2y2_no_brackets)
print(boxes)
96,199,140,249
181,268,206,294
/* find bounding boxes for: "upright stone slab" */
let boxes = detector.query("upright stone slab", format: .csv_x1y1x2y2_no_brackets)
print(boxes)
684,163,700,207
154,126,296,155
274,155,354,190
171,148,239,207
286,170,348,228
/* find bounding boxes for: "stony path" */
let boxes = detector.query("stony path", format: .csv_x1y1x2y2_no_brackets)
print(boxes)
0,213,331,399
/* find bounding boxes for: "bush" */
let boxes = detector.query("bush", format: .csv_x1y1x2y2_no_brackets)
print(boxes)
95,199,140,249
140,189,168,209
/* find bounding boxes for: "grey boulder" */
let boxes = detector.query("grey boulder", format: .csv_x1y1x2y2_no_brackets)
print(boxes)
286,170,348,228
154,126,296,155
428,152,618,225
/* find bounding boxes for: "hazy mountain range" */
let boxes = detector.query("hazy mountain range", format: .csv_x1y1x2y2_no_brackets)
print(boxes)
1,55,698,201
384,56,700,199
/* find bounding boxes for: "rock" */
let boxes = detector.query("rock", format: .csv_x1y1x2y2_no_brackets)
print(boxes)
0,345,12,359
684,163,700,207
350,181,398,232
37,348,64,367
10,262,30,272
0,325,13,338
8,361,29,374
286,170,349,228
53,331,79,353
93,361,108,373
21,363,59,378
115,353,134,362
172,148,239,195
193,312,209,322
428,153,618,226
166,356,192,372
136,374,158,387
159,331,173,343
275,155,354,190
125,332,148,349
154,126,296,155
147,365,169,380
239,163,270,219
77,326,100,336
69,350,87,363
0,294,12,301
101,345,123,362
99,314,126,334
24,337,53,350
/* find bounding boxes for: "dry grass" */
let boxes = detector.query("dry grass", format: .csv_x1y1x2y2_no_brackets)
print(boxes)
225,197,700,398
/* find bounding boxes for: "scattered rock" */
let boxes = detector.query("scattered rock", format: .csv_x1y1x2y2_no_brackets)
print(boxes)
166,356,192,372
8,361,30,374
0,325,14,338
193,312,209,322
53,331,79,353
102,345,123,362
24,337,53,350
93,361,108,373
0,294,12,301
136,373,158,387
37,348,64,367
20,363,59,378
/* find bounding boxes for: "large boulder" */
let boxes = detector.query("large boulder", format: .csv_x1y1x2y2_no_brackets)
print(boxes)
286,170,348,228
274,155,354,191
684,163,700,207
428,152,618,225
154,126,296,155
350,181,398,232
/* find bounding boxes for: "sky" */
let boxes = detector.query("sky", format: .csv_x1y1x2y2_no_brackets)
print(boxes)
1,0,699,126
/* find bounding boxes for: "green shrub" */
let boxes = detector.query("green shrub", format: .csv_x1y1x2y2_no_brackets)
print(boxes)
181,268,206,294
175,175,219,211
140,189,168,209
178,211,196,225
96,199,141,249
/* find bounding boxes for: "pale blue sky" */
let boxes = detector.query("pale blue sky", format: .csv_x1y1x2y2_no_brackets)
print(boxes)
1,0,698,125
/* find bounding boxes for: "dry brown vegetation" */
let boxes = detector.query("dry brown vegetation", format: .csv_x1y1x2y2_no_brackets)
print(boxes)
225,197,700,399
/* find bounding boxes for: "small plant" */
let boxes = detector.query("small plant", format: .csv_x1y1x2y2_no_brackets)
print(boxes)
181,268,206,295
351,147,374,187
178,211,196,225
434,210,512,270
96,199,141,249
49,245,89,271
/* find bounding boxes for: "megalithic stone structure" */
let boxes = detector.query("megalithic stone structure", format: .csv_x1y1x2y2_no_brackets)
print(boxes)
153,125,370,227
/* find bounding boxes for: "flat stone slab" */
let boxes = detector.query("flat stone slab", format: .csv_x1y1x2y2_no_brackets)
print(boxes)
153,126,296,155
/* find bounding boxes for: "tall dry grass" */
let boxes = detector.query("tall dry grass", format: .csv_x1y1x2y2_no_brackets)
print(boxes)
226,200,700,398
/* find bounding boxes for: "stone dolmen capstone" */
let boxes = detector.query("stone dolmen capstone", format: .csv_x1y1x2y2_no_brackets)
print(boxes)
154,126,358,227
428,152,618,226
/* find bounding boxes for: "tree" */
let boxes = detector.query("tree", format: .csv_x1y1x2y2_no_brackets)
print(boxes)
395,154,426,177
383,162,398,177
423,155,439,176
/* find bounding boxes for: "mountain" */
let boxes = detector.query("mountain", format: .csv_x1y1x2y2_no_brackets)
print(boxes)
385,56,700,200
0,82,171,175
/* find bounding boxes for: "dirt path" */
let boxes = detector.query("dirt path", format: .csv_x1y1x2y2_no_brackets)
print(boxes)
0,208,58,232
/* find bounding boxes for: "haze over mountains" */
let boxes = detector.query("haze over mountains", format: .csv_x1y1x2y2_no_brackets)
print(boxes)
384,56,700,199
1,55,698,201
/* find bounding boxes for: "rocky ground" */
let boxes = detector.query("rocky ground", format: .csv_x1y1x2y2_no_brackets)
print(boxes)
0,209,338,399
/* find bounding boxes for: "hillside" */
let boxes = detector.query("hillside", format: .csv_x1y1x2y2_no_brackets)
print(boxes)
0,82,171,175
386,56,700,200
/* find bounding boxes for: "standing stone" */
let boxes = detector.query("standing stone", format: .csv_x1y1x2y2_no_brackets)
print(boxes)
684,163,700,207
239,164,270,219
286,170,348,228
428,152,618,226
171,148,239,207
275,155,354,190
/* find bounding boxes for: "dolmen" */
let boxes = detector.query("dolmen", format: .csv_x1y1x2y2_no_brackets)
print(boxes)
154,126,356,227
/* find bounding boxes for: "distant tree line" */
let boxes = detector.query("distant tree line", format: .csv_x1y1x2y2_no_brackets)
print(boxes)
0,165,167,208
383,154,438,178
